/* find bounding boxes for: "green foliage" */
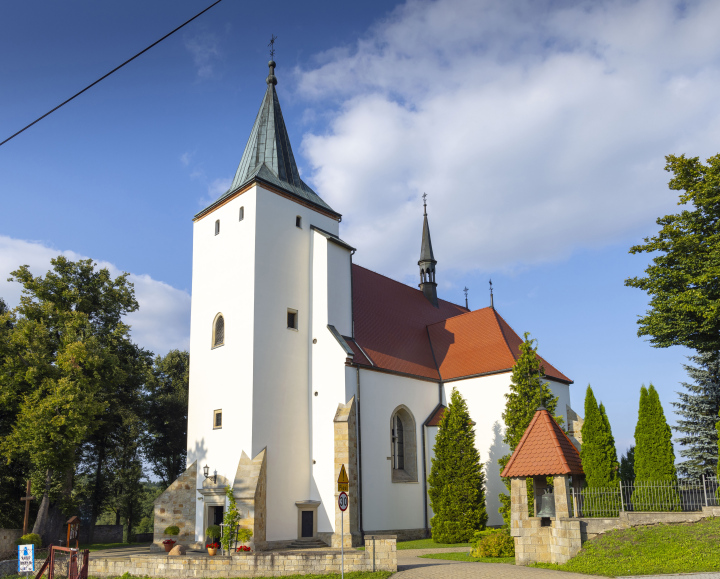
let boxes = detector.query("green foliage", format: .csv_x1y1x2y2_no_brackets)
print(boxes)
17,533,42,548
633,385,680,511
428,388,487,543
531,518,720,577
237,528,253,543
221,485,243,551
625,154,720,353
580,386,619,488
498,332,558,525
144,350,189,487
206,525,221,539
673,352,720,479
619,447,635,483
163,526,180,536
471,529,515,557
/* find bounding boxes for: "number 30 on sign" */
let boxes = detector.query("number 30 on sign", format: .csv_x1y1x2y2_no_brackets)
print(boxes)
338,492,348,511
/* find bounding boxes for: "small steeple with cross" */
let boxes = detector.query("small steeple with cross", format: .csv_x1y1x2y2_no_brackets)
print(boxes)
418,193,438,307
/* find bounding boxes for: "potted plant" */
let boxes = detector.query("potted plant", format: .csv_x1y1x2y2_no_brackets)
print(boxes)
236,528,253,553
206,525,221,556
163,526,180,552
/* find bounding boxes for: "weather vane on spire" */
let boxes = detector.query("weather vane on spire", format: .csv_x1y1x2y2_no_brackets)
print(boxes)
269,34,278,59
489,279,494,309
422,192,428,215
463,286,469,310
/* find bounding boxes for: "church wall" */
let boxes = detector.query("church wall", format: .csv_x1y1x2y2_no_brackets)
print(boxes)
326,242,352,336
359,369,438,533
444,375,572,527
309,232,356,536
251,186,340,542
187,187,258,542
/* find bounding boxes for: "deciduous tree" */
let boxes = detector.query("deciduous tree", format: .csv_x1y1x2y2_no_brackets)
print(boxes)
625,154,720,353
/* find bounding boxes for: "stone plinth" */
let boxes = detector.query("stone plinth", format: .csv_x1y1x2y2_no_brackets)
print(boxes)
233,448,268,551
332,397,361,548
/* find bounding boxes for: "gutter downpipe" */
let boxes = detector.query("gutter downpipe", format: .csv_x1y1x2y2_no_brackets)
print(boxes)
356,366,363,539
421,417,429,534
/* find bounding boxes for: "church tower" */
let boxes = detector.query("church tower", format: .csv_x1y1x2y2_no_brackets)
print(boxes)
186,56,345,548
418,196,438,307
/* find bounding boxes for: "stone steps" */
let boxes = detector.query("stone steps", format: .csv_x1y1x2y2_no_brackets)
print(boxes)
286,539,329,549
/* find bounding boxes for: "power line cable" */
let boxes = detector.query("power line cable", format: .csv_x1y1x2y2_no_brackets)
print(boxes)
0,0,224,149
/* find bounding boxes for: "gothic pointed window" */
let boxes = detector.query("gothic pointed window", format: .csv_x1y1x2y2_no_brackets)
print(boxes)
213,314,225,348
390,406,417,483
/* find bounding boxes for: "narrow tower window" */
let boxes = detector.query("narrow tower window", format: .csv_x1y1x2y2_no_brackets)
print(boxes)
296,216,302,228
287,309,298,330
239,206,245,221
215,220,220,235
213,409,223,429
213,314,225,347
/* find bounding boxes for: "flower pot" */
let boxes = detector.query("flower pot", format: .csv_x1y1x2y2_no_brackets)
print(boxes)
164,543,175,553
207,547,217,556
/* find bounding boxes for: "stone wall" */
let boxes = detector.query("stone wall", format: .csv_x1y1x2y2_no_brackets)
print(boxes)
0,529,22,557
153,461,197,551
363,528,429,541
88,536,396,578
332,398,360,548
233,449,267,551
79,525,123,545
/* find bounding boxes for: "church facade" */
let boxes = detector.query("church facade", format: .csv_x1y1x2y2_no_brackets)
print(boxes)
154,59,577,550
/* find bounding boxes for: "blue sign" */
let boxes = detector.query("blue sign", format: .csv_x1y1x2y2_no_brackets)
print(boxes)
18,544,34,572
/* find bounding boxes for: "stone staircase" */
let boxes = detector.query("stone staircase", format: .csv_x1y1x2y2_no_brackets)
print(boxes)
286,539,329,549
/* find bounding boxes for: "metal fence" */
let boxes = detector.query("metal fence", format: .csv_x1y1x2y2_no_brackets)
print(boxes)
570,476,719,517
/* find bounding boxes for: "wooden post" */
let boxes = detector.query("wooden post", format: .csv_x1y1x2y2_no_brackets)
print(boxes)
21,480,35,536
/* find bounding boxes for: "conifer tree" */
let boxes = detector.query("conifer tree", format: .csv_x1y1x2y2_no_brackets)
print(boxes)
580,386,619,488
632,384,680,511
619,447,635,483
672,352,720,479
428,388,487,543
498,332,558,526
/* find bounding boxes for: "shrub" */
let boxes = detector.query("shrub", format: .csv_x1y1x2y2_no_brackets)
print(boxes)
237,528,253,543
17,534,42,548
471,530,515,558
206,525,221,539
163,525,180,535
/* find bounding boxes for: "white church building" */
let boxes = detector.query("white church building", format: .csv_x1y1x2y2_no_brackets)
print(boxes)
153,59,576,551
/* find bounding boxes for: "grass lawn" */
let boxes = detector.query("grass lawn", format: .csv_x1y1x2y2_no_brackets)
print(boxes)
79,542,150,552
530,517,720,577
420,552,514,564
357,538,473,551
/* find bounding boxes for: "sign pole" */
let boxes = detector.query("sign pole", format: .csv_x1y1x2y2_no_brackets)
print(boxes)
337,465,349,579
341,508,344,579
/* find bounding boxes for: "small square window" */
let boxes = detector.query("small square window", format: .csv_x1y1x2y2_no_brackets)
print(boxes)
213,409,222,429
239,207,244,221
287,309,298,330
296,216,302,228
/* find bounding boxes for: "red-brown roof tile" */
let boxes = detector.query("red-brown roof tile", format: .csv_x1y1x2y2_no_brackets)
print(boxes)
424,404,447,426
501,409,584,477
427,308,571,383
351,263,572,384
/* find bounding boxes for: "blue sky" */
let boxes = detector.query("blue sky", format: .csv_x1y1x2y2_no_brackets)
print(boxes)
2,0,720,459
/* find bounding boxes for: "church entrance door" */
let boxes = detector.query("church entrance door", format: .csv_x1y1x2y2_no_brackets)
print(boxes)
205,505,224,539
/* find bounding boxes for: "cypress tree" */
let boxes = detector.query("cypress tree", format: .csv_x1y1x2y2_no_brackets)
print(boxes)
632,384,680,511
498,332,558,526
672,352,720,479
619,447,635,483
428,388,487,543
580,386,619,487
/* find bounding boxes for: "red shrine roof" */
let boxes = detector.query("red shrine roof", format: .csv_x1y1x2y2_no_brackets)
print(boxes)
501,409,584,477
348,264,572,384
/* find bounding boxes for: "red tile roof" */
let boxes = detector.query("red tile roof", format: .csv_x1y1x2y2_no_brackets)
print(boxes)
424,404,447,426
501,409,584,477
351,264,572,384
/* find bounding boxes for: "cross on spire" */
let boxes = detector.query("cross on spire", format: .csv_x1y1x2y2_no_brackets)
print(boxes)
489,279,494,309
463,286,469,310
422,192,427,216
268,34,277,59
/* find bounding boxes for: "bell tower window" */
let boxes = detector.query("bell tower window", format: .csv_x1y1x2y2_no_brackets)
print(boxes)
215,220,220,235
212,314,225,348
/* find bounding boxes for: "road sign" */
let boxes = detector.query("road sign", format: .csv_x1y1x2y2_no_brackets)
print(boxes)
338,491,348,511
337,464,349,492
18,544,34,573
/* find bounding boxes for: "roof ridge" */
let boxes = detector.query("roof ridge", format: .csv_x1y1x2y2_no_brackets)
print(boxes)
352,263,467,311
542,411,572,474
501,410,542,477
425,305,494,329
492,309,518,363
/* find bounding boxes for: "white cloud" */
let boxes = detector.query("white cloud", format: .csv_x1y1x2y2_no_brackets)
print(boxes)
198,176,232,208
297,0,720,280
0,236,190,356
185,32,221,79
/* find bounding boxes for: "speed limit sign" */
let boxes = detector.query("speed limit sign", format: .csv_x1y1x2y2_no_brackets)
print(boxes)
338,491,348,511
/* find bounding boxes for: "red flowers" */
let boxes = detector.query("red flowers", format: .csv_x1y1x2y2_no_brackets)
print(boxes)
162,539,176,545
236,545,252,552
206,542,220,549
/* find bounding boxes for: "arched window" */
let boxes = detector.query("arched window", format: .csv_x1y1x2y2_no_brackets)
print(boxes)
296,216,302,228
212,314,225,347
390,406,417,483
215,220,220,235
239,207,244,221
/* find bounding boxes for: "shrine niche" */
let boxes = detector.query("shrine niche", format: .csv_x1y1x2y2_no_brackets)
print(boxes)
501,407,585,565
